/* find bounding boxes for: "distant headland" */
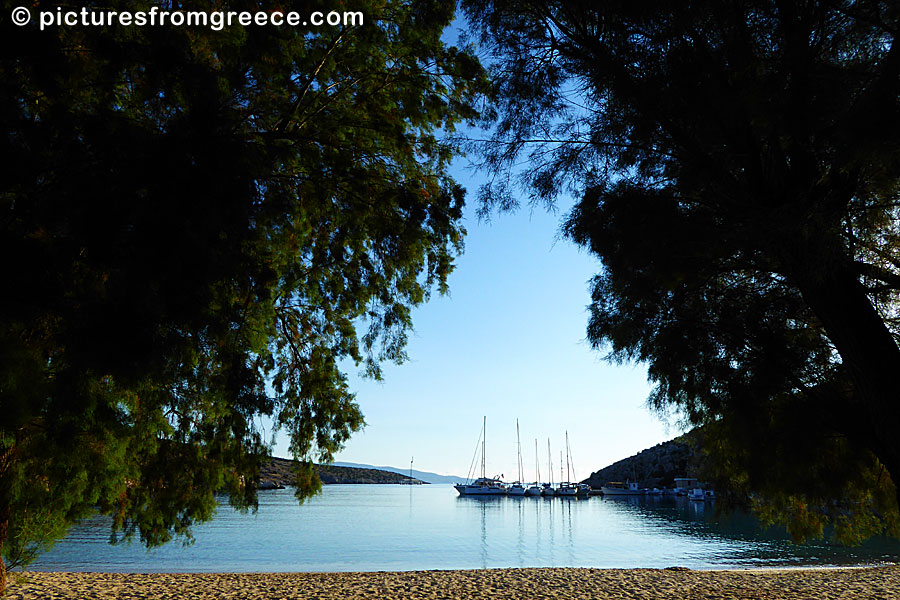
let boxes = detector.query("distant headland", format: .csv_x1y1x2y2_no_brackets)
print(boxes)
582,430,704,490
260,457,427,488
332,461,463,485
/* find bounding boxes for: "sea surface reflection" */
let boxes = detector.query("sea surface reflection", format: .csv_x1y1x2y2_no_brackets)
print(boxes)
27,485,900,572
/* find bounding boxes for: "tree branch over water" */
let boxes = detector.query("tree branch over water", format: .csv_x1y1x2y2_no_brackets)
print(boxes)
0,0,487,584
464,0,900,543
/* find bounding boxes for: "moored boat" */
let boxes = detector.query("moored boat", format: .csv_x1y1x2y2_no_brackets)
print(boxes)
689,487,715,501
455,477,508,496
541,438,556,495
508,420,527,496
526,438,543,496
555,431,583,497
508,482,526,496
455,417,507,496
600,481,644,496
556,482,577,496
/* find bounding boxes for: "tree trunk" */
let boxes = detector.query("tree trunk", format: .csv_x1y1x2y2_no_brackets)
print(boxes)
0,508,8,596
1,442,12,595
792,258,900,506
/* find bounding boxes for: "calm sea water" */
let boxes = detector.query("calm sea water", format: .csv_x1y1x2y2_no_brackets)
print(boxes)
28,484,900,572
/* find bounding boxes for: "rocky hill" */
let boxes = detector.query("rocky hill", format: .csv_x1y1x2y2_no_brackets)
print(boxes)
259,456,426,488
333,461,463,484
582,429,707,490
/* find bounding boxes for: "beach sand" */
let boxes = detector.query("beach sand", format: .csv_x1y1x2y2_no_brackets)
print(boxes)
5,566,900,599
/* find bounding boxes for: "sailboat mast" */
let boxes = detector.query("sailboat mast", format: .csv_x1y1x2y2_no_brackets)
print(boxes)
566,431,571,483
547,438,553,486
516,419,523,482
535,438,541,483
567,433,577,482
482,416,486,479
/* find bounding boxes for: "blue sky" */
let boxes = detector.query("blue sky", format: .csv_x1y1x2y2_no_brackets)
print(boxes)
273,162,679,479
273,17,681,480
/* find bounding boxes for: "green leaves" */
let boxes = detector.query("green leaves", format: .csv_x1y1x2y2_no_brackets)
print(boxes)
466,0,900,542
1,0,486,571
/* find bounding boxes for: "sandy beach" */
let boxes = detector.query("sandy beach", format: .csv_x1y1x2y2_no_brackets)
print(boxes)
5,566,900,599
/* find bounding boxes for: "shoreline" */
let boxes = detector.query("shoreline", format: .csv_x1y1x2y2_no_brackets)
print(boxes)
6,565,900,599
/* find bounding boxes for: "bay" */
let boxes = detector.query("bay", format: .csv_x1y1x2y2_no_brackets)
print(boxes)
28,485,900,572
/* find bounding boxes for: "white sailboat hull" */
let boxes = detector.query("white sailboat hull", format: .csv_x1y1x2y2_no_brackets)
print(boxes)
556,484,577,497
600,487,644,495
456,418,508,496
600,482,645,496
455,484,507,496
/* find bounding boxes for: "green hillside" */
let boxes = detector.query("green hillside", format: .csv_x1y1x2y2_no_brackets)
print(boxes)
260,457,426,488
582,429,707,490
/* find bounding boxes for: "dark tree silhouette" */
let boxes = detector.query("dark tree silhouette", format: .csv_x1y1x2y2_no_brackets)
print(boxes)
465,0,900,541
0,0,485,584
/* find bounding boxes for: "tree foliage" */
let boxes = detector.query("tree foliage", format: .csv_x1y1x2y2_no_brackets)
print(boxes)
465,0,900,541
0,0,485,580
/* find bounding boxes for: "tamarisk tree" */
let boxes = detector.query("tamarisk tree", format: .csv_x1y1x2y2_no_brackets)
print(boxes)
0,0,485,584
465,0,900,541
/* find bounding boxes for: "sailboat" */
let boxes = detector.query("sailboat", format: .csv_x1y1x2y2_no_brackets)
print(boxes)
454,417,507,496
525,438,543,496
556,431,579,497
556,449,576,496
508,419,526,496
568,432,591,497
541,438,556,496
